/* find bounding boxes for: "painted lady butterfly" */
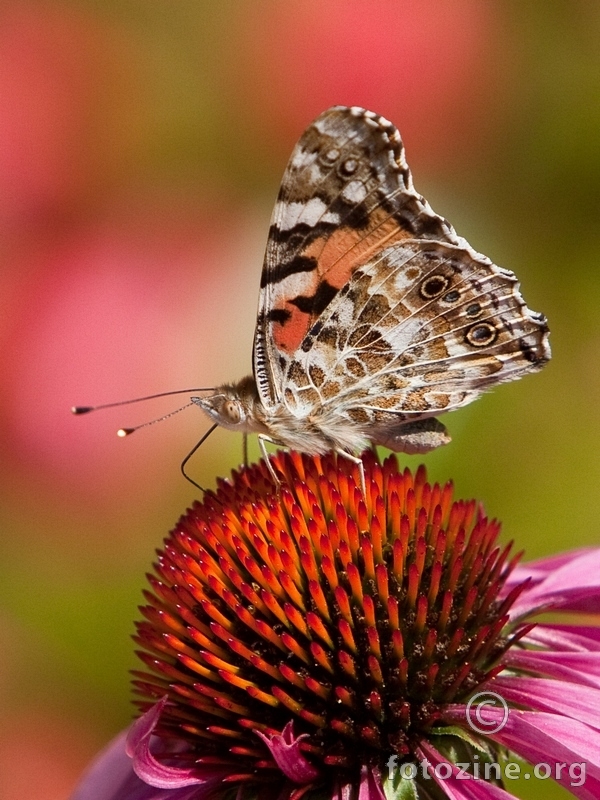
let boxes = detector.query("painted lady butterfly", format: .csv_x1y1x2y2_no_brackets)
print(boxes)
193,106,550,478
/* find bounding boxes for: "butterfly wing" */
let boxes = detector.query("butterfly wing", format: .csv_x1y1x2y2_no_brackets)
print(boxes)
280,237,549,450
253,106,462,408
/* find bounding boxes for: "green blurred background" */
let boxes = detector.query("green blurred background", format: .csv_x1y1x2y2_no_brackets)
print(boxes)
0,2,598,798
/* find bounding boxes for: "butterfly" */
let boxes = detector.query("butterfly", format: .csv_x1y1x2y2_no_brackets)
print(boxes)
193,106,550,482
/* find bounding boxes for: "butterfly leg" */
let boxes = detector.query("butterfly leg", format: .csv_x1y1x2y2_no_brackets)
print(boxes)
335,449,366,497
243,432,249,466
258,434,283,488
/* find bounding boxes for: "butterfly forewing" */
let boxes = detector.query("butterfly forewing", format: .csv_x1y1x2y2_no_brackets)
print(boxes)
253,105,462,409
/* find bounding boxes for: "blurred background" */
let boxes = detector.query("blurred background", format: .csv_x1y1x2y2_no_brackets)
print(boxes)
0,2,598,798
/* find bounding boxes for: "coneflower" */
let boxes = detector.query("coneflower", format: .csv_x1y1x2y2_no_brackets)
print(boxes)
71,452,600,800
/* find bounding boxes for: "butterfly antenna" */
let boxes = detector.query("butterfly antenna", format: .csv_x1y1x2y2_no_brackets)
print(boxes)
116,402,195,437
71,388,214,416
181,423,219,495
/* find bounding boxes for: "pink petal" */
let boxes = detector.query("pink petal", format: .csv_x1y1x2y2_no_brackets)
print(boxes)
358,765,386,800
69,729,203,800
333,779,354,800
127,698,230,790
494,675,600,729
505,549,594,587
510,550,600,617
445,706,600,799
496,709,600,769
490,710,600,799
522,623,600,652
416,741,517,800
69,730,143,800
503,649,600,687
255,721,320,784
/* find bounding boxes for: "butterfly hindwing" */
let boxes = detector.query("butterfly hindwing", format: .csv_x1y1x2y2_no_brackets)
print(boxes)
280,238,549,444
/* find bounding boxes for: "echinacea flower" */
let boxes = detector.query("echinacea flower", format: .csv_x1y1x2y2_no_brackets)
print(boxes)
71,452,600,800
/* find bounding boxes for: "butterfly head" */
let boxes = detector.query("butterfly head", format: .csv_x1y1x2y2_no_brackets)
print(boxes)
191,376,265,434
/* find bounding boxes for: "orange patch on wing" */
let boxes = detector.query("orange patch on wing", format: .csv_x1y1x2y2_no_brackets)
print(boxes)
270,211,411,356
305,209,411,288
273,307,311,354
271,269,320,354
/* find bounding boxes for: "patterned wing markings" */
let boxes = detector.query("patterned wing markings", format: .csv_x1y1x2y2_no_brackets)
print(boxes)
339,256,541,384
281,240,549,436
254,106,459,407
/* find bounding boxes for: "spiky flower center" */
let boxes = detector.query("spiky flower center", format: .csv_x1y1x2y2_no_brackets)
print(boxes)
133,452,522,786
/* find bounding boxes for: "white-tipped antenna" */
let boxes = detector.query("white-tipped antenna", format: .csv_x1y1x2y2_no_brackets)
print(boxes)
116,401,195,437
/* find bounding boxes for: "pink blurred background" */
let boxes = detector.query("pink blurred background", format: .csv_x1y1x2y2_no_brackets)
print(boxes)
1,3,598,798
